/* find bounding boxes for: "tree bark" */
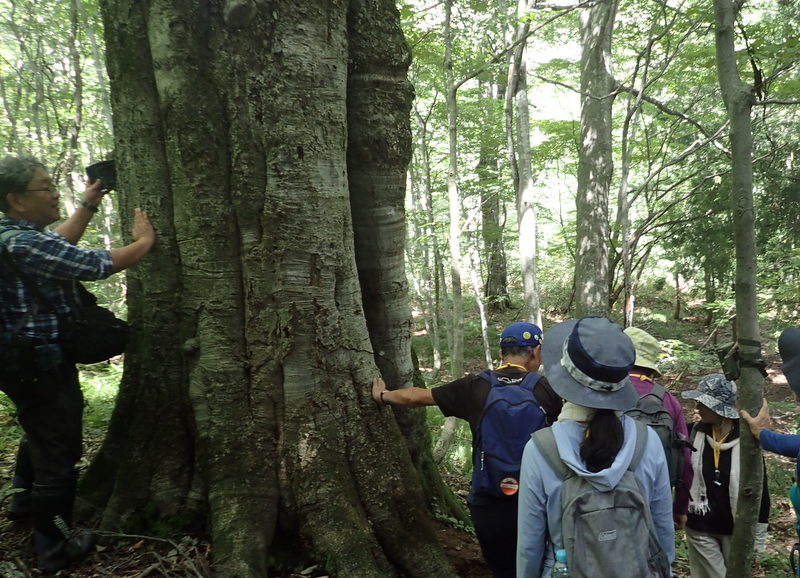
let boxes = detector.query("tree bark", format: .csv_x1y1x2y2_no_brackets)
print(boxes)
505,0,542,326
81,1,458,576
574,0,617,317
347,0,464,522
712,1,764,575
478,81,511,314
435,0,464,463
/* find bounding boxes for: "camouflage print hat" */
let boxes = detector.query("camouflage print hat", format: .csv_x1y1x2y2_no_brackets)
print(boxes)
624,327,662,375
681,374,738,419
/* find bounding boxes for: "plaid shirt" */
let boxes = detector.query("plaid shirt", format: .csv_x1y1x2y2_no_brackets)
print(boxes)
0,219,113,340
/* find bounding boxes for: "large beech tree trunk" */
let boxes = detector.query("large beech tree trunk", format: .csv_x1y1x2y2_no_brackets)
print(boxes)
347,0,465,521
80,2,458,576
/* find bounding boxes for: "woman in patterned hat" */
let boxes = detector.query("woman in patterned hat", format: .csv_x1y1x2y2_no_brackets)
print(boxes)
681,374,770,578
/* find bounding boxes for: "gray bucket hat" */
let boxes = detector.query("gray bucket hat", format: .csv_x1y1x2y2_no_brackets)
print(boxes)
779,327,800,394
541,316,639,411
681,374,738,419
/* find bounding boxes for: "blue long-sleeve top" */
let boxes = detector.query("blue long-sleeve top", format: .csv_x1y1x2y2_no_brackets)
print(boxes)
760,429,800,480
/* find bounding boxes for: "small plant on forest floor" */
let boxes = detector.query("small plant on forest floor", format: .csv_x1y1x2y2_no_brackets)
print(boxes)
433,508,475,535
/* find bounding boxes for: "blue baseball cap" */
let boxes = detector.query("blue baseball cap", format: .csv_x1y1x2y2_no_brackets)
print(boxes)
500,322,543,348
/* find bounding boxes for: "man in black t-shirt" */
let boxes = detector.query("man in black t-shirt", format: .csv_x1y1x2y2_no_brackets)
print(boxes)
372,321,562,578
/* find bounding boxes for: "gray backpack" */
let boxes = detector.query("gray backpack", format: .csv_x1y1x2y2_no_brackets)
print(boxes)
532,421,671,578
625,382,684,488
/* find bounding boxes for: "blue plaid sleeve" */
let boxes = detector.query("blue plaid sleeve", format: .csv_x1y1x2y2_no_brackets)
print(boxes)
6,230,113,281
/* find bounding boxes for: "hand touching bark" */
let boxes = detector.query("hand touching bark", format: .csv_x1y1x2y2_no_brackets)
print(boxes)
372,377,387,405
740,398,770,441
132,208,155,246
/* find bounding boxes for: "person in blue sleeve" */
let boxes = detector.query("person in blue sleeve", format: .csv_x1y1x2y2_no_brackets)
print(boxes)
740,328,800,480
0,154,155,572
740,326,800,573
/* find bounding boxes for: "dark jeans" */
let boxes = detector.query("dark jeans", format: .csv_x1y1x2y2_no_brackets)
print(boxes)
1,362,83,539
469,497,519,578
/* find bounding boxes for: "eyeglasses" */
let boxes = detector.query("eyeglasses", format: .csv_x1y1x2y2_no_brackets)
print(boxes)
25,185,58,194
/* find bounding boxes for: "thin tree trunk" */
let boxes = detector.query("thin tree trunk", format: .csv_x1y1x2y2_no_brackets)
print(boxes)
435,0,465,463
713,1,764,574
616,95,641,327
673,268,682,320
415,108,444,379
443,0,464,381
78,0,114,130
63,0,82,208
478,79,510,314
469,247,494,369
505,0,542,326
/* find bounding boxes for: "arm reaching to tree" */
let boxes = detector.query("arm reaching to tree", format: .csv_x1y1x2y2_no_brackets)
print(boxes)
741,399,800,456
372,377,435,407
54,180,107,244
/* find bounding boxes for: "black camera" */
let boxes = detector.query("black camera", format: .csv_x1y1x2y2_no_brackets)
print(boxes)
85,160,117,191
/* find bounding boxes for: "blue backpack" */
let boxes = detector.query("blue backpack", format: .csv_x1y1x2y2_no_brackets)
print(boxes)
469,370,546,502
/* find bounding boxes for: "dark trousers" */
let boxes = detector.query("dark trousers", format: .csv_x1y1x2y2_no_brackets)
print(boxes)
1,363,83,540
469,497,519,578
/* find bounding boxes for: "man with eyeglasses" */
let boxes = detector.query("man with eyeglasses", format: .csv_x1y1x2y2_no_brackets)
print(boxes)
0,154,155,572
372,321,562,578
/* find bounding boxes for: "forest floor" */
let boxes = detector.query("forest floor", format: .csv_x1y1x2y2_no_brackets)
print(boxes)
1,317,800,576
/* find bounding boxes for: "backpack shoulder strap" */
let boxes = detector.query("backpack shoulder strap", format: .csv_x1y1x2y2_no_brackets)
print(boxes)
649,382,666,401
479,369,542,391
478,369,499,388
0,227,55,310
531,428,570,480
520,371,542,392
628,420,650,471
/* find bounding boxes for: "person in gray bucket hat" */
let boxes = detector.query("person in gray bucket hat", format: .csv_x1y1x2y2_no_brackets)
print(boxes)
516,317,674,577
681,374,770,578
539,315,640,410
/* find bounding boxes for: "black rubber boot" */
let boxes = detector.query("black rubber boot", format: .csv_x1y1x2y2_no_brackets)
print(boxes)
35,530,97,573
32,482,96,572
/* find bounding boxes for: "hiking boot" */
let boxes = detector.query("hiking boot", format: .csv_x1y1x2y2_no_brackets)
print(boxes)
36,531,97,573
